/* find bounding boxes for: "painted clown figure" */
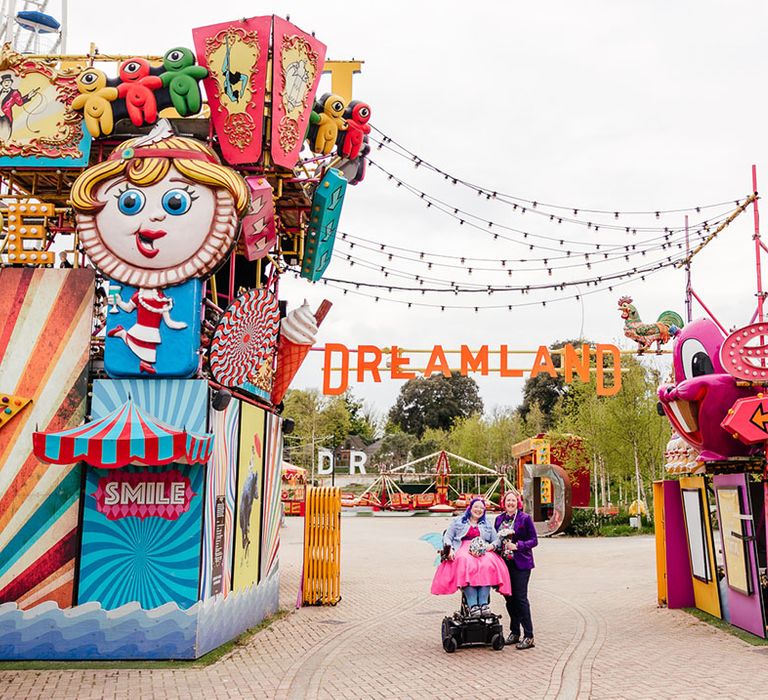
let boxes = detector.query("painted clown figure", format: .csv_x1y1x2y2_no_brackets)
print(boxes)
71,121,249,377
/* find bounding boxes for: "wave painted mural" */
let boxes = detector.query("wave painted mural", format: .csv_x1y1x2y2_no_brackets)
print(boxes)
262,412,284,578
0,268,94,610
201,397,239,599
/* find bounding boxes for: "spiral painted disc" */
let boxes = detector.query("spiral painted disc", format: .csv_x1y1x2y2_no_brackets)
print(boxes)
210,288,280,390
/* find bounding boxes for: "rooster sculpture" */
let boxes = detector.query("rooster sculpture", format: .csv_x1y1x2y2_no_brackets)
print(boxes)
618,296,683,354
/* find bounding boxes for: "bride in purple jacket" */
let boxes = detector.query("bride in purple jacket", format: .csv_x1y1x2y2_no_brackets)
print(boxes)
494,489,538,649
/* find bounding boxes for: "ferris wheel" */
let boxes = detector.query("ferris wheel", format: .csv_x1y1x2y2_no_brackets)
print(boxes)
0,0,67,54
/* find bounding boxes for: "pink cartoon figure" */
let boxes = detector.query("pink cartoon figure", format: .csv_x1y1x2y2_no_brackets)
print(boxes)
71,121,250,377
117,58,163,127
657,318,761,462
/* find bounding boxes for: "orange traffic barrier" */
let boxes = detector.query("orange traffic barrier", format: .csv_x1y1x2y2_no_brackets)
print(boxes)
302,486,342,606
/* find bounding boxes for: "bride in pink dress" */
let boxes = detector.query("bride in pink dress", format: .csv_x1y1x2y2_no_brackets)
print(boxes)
431,498,511,616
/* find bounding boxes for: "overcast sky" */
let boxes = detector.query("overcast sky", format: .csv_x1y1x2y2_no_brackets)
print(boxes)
62,1,768,420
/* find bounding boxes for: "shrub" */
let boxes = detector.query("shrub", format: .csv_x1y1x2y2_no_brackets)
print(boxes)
564,508,605,537
611,511,631,526
564,508,654,537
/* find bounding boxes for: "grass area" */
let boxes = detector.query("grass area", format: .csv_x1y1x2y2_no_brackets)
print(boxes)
598,524,655,537
683,607,768,646
0,609,289,671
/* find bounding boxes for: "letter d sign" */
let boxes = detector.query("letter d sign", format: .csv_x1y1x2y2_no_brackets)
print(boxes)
317,449,334,475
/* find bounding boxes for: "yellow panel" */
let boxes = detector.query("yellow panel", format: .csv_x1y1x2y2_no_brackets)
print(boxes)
653,481,667,606
679,475,722,619
322,61,363,103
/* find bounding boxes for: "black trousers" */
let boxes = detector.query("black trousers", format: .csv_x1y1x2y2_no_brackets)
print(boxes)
504,564,533,638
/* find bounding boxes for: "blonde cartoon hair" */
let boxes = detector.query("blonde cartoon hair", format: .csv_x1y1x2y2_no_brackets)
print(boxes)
71,135,249,216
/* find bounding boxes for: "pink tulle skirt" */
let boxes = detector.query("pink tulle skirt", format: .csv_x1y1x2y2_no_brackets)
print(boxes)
431,539,511,596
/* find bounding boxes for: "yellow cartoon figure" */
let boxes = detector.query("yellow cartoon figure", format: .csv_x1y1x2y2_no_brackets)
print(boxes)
309,93,347,155
72,69,119,138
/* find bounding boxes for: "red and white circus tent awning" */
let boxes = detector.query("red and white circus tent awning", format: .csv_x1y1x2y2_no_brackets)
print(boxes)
33,399,213,468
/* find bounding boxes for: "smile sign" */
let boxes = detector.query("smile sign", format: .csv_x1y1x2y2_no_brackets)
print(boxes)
322,343,622,396
93,469,196,521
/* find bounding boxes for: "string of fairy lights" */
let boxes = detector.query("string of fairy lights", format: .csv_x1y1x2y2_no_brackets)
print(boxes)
294,125,753,311
369,126,746,223
365,158,736,249
289,261,675,311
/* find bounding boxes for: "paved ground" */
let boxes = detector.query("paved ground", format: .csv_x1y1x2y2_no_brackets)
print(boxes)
1,514,768,699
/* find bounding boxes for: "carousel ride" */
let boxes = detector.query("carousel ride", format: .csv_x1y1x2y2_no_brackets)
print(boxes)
0,13,372,660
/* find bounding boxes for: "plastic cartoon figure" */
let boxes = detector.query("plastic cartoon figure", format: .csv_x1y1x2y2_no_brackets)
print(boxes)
117,58,163,127
657,318,761,461
71,123,249,374
337,101,371,160
160,47,208,117
309,93,347,155
72,68,119,138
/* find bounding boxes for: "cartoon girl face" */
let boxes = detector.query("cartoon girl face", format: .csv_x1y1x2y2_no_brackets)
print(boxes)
72,131,250,289
95,167,216,271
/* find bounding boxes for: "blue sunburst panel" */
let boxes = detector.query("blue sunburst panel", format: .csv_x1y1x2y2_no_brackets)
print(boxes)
91,379,208,434
77,465,204,610
77,380,209,610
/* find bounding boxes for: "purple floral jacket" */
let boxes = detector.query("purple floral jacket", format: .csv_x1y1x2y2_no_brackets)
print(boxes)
494,510,538,570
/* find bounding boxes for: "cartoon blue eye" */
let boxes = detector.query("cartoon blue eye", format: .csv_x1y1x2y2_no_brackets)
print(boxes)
117,189,145,215
162,189,192,216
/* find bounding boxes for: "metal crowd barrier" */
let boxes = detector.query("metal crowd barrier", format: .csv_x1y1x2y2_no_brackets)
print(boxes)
302,486,342,606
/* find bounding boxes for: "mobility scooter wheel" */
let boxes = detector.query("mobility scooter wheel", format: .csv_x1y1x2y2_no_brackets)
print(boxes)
443,636,457,653
491,633,505,651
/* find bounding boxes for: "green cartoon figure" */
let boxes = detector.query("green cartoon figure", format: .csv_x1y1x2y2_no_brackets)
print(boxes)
160,47,208,117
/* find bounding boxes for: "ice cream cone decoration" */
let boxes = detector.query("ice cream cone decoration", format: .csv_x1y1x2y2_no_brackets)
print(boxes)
271,300,332,405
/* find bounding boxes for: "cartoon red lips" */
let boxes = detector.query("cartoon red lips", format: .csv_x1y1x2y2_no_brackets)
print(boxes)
134,228,167,258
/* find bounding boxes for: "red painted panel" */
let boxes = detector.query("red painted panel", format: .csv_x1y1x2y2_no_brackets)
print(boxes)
270,17,326,169
193,16,271,165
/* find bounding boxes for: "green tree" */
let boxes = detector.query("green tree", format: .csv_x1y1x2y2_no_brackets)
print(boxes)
373,431,417,467
282,389,351,468
554,356,668,514
344,390,379,444
387,372,483,438
518,338,593,428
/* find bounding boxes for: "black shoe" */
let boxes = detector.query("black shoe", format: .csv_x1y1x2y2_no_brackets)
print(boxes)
516,637,535,650
505,633,520,645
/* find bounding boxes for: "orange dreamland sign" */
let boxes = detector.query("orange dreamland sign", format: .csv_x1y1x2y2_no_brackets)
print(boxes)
321,343,621,397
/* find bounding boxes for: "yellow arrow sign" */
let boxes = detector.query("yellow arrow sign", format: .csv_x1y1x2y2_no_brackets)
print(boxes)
749,404,768,432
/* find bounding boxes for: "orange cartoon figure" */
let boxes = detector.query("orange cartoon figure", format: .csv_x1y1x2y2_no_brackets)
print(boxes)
117,58,163,127
72,68,119,138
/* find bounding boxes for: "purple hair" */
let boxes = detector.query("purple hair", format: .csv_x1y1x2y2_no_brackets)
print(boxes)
461,497,487,524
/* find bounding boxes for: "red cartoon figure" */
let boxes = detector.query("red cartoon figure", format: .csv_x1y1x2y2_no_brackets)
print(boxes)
337,101,371,160
117,58,162,127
